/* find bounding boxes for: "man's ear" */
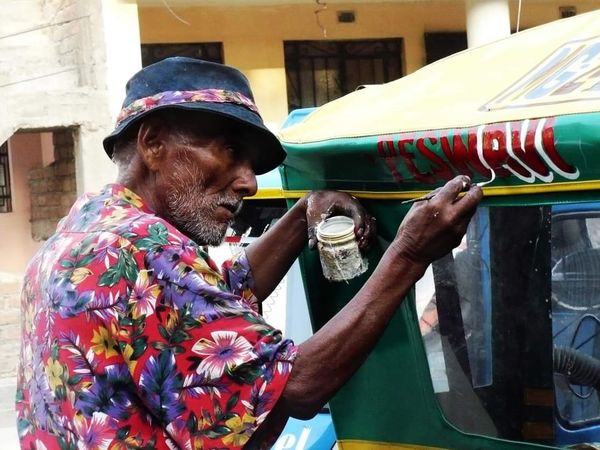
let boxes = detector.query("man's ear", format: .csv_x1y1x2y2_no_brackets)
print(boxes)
137,117,168,172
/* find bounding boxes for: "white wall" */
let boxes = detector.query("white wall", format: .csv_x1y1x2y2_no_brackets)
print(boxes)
0,0,146,276
0,0,144,195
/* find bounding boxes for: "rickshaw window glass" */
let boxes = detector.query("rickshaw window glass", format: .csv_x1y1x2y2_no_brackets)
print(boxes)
551,208,600,439
416,206,557,445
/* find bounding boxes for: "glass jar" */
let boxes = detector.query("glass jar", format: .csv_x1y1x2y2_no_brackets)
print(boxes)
316,216,368,281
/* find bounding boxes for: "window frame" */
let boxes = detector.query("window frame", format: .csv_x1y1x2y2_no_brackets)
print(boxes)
140,42,224,67
0,141,12,213
283,38,404,111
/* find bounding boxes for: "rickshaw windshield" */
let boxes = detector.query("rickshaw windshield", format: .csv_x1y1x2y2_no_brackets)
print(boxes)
416,203,600,447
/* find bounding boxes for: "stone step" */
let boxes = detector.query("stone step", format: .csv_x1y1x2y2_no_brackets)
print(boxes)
0,379,16,411
0,310,20,327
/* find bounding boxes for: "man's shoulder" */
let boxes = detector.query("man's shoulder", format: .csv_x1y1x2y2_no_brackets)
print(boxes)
126,212,190,246
68,185,192,249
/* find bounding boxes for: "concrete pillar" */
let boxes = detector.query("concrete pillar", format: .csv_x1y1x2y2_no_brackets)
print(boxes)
99,0,143,123
76,0,142,193
465,0,511,48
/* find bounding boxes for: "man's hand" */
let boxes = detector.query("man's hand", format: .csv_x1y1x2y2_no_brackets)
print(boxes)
391,175,482,269
246,190,376,300
304,191,376,252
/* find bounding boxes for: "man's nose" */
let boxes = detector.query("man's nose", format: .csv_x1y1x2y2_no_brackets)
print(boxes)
232,162,258,197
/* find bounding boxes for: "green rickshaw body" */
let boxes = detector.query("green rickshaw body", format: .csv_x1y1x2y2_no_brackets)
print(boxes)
277,10,600,450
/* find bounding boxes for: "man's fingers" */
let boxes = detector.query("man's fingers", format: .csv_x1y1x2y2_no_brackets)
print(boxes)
358,215,376,251
454,183,483,217
434,175,472,203
305,191,376,253
307,225,317,250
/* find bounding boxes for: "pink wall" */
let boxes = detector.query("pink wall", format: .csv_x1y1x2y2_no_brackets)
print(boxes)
0,133,45,276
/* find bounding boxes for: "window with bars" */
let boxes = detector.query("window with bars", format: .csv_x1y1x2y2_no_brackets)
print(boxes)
284,38,403,111
140,43,224,67
0,142,12,213
424,32,468,64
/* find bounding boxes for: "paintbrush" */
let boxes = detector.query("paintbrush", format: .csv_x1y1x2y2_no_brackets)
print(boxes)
400,170,496,205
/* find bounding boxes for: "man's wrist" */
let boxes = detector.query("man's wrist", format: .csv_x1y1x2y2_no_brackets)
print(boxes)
383,240,429,279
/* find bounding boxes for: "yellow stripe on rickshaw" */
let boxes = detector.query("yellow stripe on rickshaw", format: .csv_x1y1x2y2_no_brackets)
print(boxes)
337,440,447,450
278,180,600,200
249,188,285,199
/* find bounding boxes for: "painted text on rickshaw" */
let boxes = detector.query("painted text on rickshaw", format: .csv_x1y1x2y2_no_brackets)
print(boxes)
377,117,579,184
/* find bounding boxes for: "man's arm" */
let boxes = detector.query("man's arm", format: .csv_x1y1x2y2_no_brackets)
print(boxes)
261,176,482,421
245,191,374,301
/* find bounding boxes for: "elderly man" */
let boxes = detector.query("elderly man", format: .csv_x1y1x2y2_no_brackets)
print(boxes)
17,57,481,450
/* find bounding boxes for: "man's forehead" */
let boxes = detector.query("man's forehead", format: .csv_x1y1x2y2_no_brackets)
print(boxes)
159,110,262,169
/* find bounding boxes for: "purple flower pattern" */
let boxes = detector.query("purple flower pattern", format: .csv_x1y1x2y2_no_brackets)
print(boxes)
115,89,260,128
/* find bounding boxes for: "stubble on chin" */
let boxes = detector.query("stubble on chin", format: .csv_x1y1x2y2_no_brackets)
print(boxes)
165,189,231,246
164,161,233,246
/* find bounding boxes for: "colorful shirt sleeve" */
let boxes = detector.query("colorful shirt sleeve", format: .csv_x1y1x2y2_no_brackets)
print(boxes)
116,241,297,450
17,186,297,450
221,250,259,313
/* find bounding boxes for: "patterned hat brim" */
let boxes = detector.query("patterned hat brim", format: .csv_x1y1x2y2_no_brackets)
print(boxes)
103,101,286,176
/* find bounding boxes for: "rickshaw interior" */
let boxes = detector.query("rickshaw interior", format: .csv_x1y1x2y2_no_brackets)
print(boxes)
416,201,600,448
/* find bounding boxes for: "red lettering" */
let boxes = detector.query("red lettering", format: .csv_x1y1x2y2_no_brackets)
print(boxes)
397,135,426,182
481,124,510,177
416,132,454,181
377,137,397,157
541,117,579,176
377,136,404,183
441,131,491,178
375,118,578,186
511,120,550,177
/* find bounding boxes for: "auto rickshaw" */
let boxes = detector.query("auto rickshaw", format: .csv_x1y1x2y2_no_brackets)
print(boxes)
271,9,600,450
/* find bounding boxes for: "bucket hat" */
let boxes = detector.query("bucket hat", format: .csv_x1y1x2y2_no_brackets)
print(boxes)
103,57,286,175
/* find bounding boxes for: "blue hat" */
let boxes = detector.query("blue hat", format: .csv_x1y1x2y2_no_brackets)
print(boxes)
103,57,286,175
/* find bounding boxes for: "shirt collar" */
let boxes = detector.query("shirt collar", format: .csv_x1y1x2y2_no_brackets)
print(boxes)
101,183,155,215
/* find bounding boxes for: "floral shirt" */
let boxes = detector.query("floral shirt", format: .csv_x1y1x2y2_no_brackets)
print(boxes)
17,184,296,450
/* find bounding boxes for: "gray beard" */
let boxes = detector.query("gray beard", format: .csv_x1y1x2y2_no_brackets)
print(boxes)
166,190,238,246
163,148,243,246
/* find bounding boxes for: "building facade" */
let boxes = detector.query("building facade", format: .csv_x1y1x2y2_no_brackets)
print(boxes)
3,0,599,278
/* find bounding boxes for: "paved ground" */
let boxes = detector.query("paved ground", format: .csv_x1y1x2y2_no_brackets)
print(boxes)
0,281,21,449
0,377,18,449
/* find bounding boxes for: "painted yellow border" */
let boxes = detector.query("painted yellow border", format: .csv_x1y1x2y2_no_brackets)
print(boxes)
337,440,446,450
249,188,285,199
276,180,600,200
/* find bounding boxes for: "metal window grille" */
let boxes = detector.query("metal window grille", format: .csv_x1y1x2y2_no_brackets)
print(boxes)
141,43,224,67
284,38,403,111
0,142,12,213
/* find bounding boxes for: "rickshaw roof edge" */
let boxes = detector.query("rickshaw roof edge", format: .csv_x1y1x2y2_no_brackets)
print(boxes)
278,10,600,146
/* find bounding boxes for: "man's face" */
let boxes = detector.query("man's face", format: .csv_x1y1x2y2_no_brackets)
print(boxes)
155,117,258,246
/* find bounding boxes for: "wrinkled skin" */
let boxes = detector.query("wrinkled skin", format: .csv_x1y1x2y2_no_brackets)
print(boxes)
117,113,258,247
393,177,476,265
